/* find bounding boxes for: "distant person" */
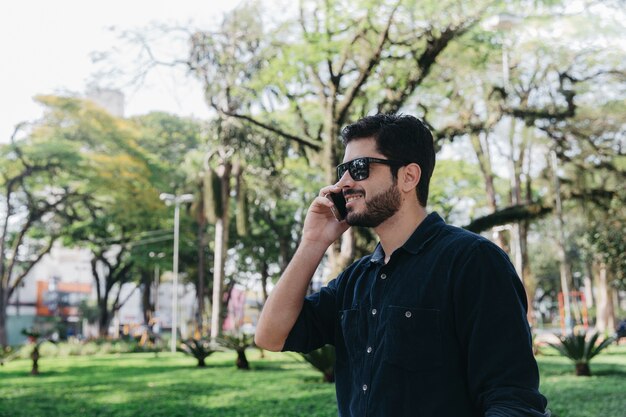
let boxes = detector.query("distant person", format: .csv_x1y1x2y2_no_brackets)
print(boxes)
255,114,549,416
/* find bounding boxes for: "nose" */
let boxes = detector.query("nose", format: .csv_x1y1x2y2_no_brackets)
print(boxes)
336,169,355,189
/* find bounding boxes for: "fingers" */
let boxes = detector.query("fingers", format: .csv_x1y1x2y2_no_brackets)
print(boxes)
318,184,342,197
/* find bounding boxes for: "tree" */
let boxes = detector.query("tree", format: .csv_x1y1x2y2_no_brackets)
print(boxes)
0,119,87,347
32,96,168,337
133,112,206,329
189,0,489,278
233,156,321,304
187,3,292,337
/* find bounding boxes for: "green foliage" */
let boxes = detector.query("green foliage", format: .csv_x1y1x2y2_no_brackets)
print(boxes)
8,338,162,359
429,158,489,225
300,344,336,383
0,345,17,366
549,331,615,376
217,333,254,349
177,338,219,367
131,111,203,190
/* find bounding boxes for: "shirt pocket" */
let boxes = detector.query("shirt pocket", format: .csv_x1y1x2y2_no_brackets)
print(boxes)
339,308,362,362
383,306,443,372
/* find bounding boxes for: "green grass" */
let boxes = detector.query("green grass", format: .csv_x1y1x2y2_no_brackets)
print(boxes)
1,346,625,417
0,350,336,417
537,345,626,417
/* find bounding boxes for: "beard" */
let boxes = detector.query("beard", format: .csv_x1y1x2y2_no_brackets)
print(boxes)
346,180,401,228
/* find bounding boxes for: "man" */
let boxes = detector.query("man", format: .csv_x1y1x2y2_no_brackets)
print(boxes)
255,114,549,416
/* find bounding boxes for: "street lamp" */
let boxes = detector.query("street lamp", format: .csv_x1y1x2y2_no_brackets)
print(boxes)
159,193,194,352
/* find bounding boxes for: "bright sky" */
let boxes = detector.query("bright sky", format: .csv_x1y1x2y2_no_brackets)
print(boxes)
0,0,241,143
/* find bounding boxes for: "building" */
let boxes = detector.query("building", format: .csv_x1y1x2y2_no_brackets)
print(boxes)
6,245,93,345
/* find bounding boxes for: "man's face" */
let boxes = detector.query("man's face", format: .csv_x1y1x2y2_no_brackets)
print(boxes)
337,138,402,228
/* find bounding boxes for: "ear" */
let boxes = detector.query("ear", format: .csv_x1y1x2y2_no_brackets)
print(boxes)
399,163,421,193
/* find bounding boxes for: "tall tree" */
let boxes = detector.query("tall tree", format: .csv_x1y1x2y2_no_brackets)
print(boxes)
190,0,489,277
187,3,287,338
0,122,86,346
133,112,206,329
36,96,167,337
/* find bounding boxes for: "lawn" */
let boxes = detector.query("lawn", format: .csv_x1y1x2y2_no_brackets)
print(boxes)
537,345,626,417
1,345,625,417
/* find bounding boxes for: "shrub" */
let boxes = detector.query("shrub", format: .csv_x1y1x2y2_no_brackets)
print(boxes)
301,345,335,383
217,333,254,370
177,338,219,367
549,331,615,376
0,346,17,366
21,329,57,375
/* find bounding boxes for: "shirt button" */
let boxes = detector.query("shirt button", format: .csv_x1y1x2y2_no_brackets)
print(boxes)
362,384,368,392
371,308,377,316
405,311,412,318
380,273,387,280
366,346,372,354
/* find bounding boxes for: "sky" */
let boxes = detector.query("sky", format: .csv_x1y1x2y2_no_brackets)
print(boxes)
0,0,242,143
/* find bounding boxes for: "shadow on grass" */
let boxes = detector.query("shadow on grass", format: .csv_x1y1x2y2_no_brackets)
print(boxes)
204,389,336,417
2,390,234,417
591,368,626,377
250,362,297,372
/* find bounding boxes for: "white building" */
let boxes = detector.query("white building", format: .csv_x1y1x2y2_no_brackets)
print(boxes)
6,245,93,344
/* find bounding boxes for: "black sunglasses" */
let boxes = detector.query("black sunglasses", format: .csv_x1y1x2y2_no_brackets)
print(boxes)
336,157,406,181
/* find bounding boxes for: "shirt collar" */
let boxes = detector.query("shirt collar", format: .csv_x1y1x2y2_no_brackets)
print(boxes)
369,212,445,265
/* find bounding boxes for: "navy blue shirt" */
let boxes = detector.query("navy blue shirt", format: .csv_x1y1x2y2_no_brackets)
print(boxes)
283,213,549,417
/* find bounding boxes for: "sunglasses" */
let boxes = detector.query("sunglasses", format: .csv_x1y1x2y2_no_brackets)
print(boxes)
336,157,406,181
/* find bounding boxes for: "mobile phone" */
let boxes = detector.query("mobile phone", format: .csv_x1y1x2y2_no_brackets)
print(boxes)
326,192,347,221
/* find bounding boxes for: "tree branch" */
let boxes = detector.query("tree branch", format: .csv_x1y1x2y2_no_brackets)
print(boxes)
6,236,57,300
217,108,323,151
336,1,400,124
463,203,552,233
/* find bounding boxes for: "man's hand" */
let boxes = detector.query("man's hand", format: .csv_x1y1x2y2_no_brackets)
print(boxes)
301,185,351,247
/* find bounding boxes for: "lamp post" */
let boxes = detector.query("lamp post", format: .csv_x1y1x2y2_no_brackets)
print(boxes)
159,193,194,352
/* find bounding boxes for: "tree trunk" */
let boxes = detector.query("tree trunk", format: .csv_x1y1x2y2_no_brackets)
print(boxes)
551,150,573,333
30,345,40,375
324,370,335,383
575,362,591,376
519,219,536,325
98,301,111,338
0,292,7,347
236,349,250,370
470,132,508,251
210,162,232,341
211,218,226,340
324,113,356,281
197,213,207,332
594,259,615,333
141,270,153,325
260,260,269,303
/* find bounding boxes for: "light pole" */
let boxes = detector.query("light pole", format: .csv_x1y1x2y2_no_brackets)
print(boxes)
160,193,194,352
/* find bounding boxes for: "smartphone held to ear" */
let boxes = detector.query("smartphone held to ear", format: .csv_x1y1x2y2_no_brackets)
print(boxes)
326,192,347,221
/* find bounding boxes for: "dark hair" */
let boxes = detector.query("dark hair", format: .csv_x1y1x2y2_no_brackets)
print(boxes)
340,113,436,207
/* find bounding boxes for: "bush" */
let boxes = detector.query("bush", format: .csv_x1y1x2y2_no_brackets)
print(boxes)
217,333,254,370
177,338,219,367
549,330,615,376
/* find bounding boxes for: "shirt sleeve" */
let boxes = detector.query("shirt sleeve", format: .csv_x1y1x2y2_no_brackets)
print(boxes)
282,277,339,354
453,240,550,417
